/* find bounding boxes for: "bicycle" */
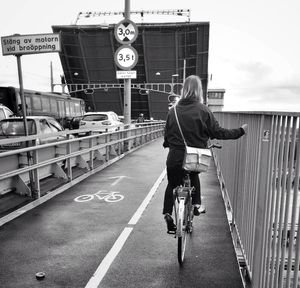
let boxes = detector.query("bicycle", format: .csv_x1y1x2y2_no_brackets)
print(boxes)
172,172,194,265
171,143,222,265
74,190,124,203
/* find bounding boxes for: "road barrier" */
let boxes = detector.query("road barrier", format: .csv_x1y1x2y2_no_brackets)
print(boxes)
212,111,300,288
0,121,165,200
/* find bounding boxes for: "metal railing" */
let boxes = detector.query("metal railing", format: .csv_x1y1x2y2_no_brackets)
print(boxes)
0,121,165,206
212,111,300,288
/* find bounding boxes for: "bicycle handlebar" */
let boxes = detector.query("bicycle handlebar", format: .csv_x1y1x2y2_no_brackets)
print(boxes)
208,143,222,149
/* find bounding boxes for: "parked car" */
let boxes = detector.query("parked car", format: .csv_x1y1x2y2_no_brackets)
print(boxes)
0,104,14,121
79,112,124,133
0,116,72,150
118,115,124,123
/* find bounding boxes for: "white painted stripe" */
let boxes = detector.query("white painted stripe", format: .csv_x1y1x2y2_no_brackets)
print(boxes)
128,168,166,225
85,227,133,288
109,176,128,186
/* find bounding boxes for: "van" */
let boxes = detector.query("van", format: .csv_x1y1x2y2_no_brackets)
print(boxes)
0,115,73,150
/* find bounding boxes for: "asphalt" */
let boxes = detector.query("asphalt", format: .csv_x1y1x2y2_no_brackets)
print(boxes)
0,138,243,288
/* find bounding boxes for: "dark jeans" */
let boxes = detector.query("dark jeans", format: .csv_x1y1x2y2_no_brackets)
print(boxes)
163,167,201,215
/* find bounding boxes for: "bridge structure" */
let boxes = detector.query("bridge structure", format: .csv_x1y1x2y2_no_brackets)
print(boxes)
52,21,210,120
0,111,299,288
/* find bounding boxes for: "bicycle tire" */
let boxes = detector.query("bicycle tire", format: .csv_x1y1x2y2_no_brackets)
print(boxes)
186,203,194,234
177,199,187,265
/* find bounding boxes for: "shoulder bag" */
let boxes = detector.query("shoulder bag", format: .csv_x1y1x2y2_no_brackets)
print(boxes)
174,105,212,173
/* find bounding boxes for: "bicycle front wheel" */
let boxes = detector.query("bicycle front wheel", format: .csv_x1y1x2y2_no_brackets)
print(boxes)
177,199,187,265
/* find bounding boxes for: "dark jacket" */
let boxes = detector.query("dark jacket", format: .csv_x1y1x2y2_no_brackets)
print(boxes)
163,99,244,167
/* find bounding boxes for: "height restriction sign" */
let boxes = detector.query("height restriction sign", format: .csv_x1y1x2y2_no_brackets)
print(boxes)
114,19,138,44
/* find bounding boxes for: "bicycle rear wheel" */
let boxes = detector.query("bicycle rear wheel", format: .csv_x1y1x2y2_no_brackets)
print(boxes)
177,199,187,265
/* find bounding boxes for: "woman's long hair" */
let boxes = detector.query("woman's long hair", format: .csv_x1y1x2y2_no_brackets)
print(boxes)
181,75,203,103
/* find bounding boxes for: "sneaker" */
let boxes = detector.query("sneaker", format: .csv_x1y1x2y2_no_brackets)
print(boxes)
194,204,206,216
164,213,176,232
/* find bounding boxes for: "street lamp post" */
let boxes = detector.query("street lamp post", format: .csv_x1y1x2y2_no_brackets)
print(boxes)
171,73,179,94
155,72,180,95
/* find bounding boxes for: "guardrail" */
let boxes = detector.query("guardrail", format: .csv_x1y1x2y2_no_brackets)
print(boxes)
0,121,165,213
212,111,300,288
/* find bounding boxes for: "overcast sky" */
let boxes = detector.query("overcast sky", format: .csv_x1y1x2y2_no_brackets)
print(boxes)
0,0,299,112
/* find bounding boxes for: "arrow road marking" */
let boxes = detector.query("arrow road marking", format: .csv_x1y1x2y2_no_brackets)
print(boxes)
108,175,130,186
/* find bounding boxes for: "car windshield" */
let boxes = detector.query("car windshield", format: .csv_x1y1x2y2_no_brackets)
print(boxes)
44,119,63,132
0,119,37,136
82,114,108,121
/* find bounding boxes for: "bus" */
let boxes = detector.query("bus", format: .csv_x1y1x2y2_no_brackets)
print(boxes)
0,86,85,129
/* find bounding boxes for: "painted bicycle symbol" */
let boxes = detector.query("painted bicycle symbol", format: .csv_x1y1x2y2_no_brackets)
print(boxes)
74,190,124,203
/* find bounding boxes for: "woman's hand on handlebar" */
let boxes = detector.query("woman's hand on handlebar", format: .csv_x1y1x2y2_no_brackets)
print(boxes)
241,124,248,135
208,143,222,149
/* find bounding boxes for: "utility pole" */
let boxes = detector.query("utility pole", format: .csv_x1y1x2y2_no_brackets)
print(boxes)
124,0,131,125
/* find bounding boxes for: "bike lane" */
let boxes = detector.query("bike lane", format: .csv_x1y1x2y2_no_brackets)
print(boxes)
98,161,244,288
0,138,168,288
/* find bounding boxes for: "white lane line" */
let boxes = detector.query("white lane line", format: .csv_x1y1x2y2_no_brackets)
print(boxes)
85,227,133,288
128,168,166,225
109,176,129,186
85,168,166,288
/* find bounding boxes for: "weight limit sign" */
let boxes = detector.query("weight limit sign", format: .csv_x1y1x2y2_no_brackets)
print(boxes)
114,45,138,70
114,19,138,44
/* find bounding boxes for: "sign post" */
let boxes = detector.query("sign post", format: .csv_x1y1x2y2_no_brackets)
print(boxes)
1,33,61,56
16,55,29,136
116,70,137,79
114,0,138,125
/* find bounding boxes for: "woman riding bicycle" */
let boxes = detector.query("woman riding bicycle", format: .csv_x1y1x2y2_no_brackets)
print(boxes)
163,75,247,232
